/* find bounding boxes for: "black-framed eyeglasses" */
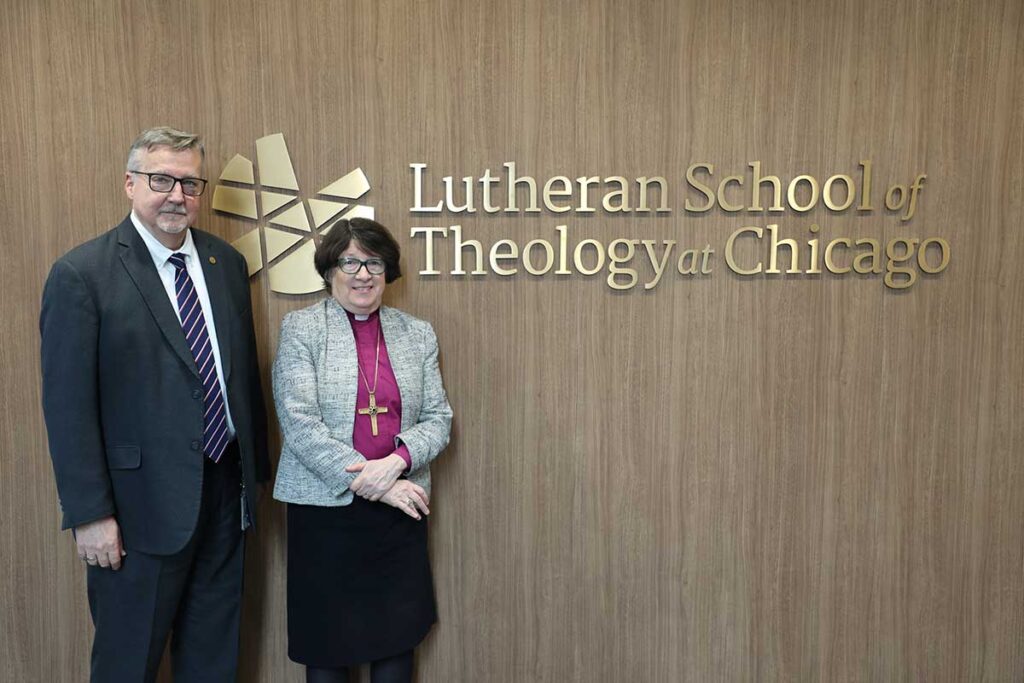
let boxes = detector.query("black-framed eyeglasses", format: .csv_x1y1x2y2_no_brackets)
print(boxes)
129,170,208,197
338,256,386,275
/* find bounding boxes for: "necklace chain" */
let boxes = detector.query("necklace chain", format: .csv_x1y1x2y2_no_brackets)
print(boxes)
356,319,382,396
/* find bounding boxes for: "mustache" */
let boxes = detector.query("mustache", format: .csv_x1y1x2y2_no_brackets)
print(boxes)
159,206,188,215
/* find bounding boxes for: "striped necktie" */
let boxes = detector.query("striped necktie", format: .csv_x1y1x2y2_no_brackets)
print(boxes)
169,253,230,462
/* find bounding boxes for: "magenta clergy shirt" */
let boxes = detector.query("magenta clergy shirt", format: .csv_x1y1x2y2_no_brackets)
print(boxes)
347,310,411,467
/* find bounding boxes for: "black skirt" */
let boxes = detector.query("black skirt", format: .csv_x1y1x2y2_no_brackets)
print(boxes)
286,497,437,667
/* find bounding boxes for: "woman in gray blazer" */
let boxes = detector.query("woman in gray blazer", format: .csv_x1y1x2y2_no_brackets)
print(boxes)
272,218,452,683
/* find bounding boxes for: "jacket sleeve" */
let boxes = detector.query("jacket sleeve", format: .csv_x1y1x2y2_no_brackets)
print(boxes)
236,255,271,484
39,259,116,529
272,311,364,495
397,321,453,473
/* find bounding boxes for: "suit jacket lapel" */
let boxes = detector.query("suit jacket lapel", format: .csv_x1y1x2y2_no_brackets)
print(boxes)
324,298,359,425
194,230,234,381
116,219,199,378
380,306,416,426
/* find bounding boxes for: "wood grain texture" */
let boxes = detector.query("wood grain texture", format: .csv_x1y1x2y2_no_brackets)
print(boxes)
2,0,1022,680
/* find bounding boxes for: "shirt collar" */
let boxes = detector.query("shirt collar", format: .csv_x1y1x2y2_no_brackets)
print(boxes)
130,210,197,268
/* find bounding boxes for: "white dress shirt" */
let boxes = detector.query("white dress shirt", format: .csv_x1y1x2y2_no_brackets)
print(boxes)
131,212,236,439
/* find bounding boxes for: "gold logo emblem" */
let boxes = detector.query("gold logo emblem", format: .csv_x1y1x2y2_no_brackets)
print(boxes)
212,133,373,294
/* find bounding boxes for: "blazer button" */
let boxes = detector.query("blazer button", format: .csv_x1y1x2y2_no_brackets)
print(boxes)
192,389,202,399
191,440,201,451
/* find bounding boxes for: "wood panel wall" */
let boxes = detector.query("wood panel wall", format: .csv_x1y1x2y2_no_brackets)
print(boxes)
2,0,1022,680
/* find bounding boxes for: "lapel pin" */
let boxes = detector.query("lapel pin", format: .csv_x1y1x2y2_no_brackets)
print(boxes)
209,256,217,264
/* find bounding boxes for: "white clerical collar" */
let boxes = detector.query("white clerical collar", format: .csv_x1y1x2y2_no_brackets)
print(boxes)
130,211,197,268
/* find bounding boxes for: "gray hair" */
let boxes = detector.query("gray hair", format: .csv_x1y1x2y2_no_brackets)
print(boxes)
126,126,205,171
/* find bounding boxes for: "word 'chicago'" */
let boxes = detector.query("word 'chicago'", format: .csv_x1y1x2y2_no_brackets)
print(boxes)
411,161,927,221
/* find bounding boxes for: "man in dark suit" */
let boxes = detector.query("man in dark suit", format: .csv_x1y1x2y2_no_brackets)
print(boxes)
40,126,270,682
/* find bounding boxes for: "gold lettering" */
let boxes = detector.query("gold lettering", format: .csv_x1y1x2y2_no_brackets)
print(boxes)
700,245,714,274
410,226,447,274
637,177,670,212
853,238,882,274
443,175,474,213
410,163,442,212
718,174,745,212
685,163,715,212
903,174,926,221
725,227,763,275
885,184,905,212
555,225,571,274
602,176,630,212
523,239,555,275
481,168,501,213
573,239,605,275
824,237,852,274
749,161,783,212
504,162,539,213
858,160,874,211
641,240,677,289
543,176,573,213
823,175,855,211
607,239,638,290
489,239,519,275
787,175,820,212
917,237,950,274
766,224,800,274
575,176,599,213
450,225,485,275
677,248,699,275
806,224,822,274
884,238,919,289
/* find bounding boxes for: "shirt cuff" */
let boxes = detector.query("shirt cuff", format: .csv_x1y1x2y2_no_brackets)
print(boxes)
394,443,412,470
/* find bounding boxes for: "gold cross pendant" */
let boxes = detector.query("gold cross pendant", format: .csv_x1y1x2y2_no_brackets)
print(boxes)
357,392,389,436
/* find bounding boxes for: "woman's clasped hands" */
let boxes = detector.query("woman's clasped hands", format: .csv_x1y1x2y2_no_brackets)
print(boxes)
346,454,430,520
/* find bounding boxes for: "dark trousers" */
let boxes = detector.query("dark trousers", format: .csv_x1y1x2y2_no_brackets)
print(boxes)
86,444,244,683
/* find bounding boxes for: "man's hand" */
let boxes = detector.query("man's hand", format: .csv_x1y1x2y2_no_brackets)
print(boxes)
75,516,125,571
345,453,406,501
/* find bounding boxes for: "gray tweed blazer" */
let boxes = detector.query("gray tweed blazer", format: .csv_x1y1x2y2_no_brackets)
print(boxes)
271,298,452,506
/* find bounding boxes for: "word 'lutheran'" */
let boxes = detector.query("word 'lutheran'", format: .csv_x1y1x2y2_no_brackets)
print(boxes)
410,161,927,221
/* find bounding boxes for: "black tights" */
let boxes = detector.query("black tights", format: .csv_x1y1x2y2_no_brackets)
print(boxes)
305,649,414,683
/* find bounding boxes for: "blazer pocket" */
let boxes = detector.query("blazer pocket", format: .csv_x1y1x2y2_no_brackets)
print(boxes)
106,445,141,470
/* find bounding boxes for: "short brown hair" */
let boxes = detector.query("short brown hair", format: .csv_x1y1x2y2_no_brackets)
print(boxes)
314,218,402,291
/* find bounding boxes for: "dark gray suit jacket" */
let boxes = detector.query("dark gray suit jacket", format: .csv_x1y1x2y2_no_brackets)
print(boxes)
40,217,270,555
